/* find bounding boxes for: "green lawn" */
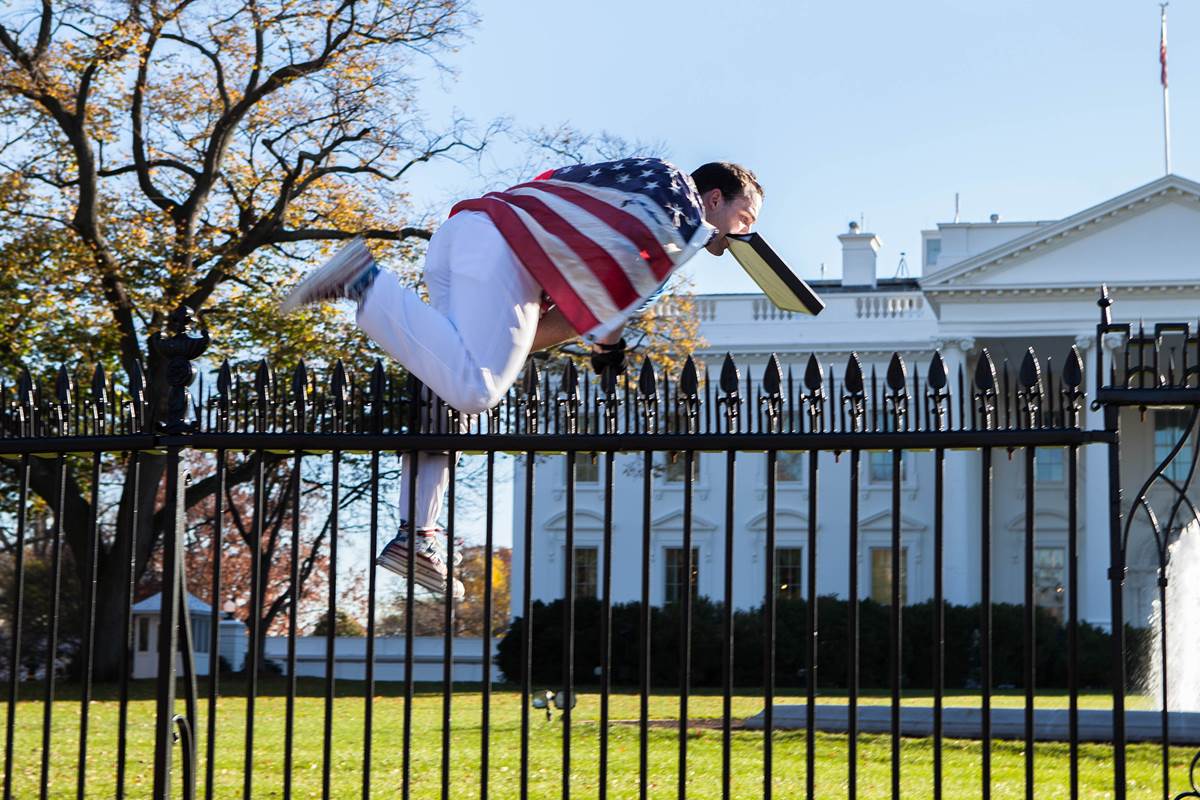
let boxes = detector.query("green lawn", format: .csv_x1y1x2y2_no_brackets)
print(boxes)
1,680,1193,799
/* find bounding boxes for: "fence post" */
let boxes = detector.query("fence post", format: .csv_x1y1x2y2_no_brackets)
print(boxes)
151,306,209,800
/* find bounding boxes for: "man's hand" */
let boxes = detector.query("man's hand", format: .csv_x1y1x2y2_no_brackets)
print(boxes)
590,338,626,375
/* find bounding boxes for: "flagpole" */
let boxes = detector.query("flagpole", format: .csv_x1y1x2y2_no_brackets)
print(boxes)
1161,2,1172,174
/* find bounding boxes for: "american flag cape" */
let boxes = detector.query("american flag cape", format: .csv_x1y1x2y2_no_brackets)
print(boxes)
449,158,717,338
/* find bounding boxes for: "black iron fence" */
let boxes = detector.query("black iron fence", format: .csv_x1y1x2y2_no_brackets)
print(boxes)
0,290,1198,798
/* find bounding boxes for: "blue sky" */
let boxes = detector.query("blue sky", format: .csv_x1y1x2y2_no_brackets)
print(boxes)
405,0,1198,294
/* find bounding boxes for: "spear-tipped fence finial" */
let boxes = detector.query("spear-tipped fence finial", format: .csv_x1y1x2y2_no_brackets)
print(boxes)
885,352,908,430
974,349,999,429
843,353,866,432
331,360,349,433
678,356,700,434
1018,347,1043,428
761,354,785,433
637,358,658,432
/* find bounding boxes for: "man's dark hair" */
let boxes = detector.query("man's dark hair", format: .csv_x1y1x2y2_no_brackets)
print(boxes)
690,162,763,201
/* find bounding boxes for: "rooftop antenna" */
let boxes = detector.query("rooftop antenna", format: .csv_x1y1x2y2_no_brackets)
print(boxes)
819,261,826,280
895,251,910,278
954,192,960,223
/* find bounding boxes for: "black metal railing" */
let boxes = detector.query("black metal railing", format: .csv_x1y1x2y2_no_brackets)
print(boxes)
0,290,1198,799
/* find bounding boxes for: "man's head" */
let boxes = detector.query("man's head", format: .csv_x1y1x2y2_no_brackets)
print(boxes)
690,162,763,255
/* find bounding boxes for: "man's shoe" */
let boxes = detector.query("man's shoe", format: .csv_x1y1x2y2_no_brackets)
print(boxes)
377,530,465,601
279,237,380,313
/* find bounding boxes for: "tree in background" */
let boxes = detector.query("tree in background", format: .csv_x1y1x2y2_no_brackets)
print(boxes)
0,0,702,680
0,0,487,678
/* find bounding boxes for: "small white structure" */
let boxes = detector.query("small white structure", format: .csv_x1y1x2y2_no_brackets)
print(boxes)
131,592,247,679
262,635,504,683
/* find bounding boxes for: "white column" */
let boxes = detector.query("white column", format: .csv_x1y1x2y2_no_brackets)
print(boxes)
937,337,981,605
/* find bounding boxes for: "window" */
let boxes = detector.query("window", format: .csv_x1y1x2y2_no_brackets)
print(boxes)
867,451,906,484
663,452,700,483
1155,410,1193,483
138,617,150,652
1034,448,1065,483
775,452,804,483
925,238,941,267
573,547,598,599
664,547,699,604
193,617,210,654
870,547,908,605
776,547,803,600
1034,547,1066,623
571,454,600,483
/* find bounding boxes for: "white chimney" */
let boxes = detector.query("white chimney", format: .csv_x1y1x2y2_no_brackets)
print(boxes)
838,222,881,288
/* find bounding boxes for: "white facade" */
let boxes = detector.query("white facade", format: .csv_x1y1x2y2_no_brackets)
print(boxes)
512,174,1200,631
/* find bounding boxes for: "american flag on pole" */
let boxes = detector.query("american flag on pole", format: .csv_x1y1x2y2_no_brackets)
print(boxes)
449,158,716,338
1161,7,1169,88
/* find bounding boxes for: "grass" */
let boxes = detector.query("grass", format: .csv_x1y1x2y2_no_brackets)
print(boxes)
1,679,1194,799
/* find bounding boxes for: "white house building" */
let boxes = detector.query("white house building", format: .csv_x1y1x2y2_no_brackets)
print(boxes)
512,173,1200,631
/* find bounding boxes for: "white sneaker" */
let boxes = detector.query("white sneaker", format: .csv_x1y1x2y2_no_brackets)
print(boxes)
377,530,465,600
279,238,379,313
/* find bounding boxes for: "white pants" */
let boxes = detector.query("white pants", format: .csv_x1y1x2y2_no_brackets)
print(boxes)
357,211,543,529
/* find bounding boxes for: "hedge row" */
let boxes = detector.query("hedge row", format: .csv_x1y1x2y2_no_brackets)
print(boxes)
496,596,1149,690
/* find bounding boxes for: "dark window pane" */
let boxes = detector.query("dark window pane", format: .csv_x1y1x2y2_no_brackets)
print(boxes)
664,547,700,604
1155,410,1192,483
573,547,598,599
1034,546,1065,623
775,452,804,483
1034,448,1065,483
775,547,802,599
867,451,905,483
573,454,600,483
664,452,699,483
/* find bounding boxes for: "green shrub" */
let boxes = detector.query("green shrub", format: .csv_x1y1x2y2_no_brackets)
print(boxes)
497,596,1142,690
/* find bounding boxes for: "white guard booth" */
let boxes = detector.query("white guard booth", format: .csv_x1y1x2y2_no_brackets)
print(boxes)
131,592,247,679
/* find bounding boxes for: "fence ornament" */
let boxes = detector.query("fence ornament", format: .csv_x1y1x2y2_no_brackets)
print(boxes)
330,360,348,434
597,359,621,435
15,365,34,437
842,353,866,432
760,355,784,434
89,365,108,436
292,361,309,433
253,360,273,434
974,349,999,430
557,360,579,434
717,353,741,433
150,305,210,434
522,360,541,435
636,358,658,432
368,360,385,435
1061,346,1084,427
926,351,950,431
885,352,908,431
53,364,73,435
1017,348,1043,429
126,358,146,434
677,356,700,435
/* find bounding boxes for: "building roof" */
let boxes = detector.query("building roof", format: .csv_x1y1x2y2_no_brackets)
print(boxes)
132,592,214,616
921,174,1200,289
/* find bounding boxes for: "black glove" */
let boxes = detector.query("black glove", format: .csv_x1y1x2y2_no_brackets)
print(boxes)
589,338,627,375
